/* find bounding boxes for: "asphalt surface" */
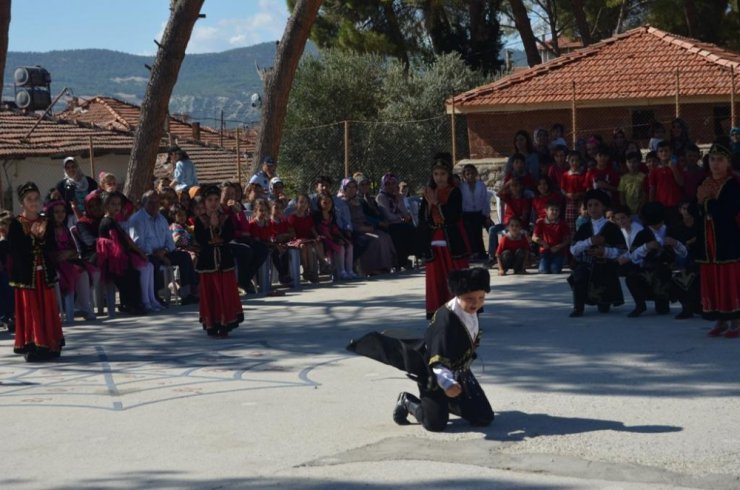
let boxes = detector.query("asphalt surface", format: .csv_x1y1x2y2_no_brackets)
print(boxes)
1,270,738,489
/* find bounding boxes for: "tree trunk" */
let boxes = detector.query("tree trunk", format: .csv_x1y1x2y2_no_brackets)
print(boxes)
381,1,410,69
0,0,10,94
255,0,323,165
123,0,204,200
614,0,631,35
508,0,542,66
569,0,592,46
683,0,698,37
545,0,560,57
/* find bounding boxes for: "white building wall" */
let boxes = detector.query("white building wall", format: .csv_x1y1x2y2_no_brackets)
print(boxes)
3,154,130,213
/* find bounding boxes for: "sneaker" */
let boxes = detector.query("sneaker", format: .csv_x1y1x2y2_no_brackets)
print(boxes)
724,328,740,339
83,312,97,321
708,323,729,337
144,303,161,313
339,271,352,281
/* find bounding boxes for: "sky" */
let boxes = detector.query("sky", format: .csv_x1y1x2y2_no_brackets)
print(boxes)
8,0,291,55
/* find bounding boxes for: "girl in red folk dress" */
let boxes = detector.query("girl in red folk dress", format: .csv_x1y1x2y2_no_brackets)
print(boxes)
46,200,96,324
696,143,740,338
418,152,470,319
287,194,323,283
194,185,243,338
9,182,64,362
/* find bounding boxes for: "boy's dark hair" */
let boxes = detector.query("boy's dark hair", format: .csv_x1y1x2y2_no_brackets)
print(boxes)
611,204,632,216
552,144,568,154
510,152,526,163
507,216,522,226
645,150,658,161
656,140,671,150
595,144,611,156
545,200,561,209
313,175,332,186
101,191,122,207
567,150,582,161
625,151,642,162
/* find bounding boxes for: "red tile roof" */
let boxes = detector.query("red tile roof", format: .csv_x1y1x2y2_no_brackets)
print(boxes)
58,96,257,153
539,36,584,52
451,26,740,112
56,96,255,183
0,110,137,159
153,142,250,184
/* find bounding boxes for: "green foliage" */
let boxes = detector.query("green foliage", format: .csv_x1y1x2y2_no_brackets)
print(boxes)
278,50,491,193
293,0,505,73
520,0,738,50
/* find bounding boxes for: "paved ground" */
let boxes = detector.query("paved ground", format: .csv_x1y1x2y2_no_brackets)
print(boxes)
1,270,739,489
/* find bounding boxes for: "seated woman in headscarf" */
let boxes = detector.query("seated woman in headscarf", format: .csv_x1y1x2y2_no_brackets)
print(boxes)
340,178,396,276
376,173,420,270
55,156,98,227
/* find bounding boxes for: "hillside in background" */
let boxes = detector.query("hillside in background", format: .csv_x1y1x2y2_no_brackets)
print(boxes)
2,42,283,127
2,42,523,129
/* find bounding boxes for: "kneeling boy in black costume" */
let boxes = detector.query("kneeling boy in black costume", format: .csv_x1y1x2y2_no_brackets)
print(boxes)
347,267,494,432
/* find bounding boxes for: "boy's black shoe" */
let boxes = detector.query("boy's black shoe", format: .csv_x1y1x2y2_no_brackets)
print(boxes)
597,303,610,313
655,302,670,315
627,304,646,318
569,308,584,318
675,309,693,320
393,392,410,425
180,295,199,306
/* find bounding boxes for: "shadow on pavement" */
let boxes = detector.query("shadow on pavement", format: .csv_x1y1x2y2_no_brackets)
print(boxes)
39,473,570,490
452,410,683,441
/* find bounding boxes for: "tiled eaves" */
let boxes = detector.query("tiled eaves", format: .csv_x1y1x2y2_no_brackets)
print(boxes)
451,25,740,109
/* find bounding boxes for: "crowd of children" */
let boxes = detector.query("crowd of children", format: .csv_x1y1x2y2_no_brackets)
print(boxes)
481,122,739,336
1,121,738,362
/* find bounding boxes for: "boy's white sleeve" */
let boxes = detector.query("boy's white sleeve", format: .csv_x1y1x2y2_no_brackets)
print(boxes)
602,246,622,260
631,243,649,264
671,240,688,259
432,365,458,390
569,237,592,256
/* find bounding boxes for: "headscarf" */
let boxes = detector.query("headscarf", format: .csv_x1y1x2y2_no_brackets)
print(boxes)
43,199,66,215
380,173,397,189
63,158,91,193
340,177,354,192
77,191,103,226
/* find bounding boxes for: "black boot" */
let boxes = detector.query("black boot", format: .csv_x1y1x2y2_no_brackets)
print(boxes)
655,300,670,315
628,302,646,318
675,308,693,320
393,392,422,425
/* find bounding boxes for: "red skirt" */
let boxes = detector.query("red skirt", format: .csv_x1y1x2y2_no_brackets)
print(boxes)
199,271,244,332
426,244,469,319
14,270,64,355
700,221,740,320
